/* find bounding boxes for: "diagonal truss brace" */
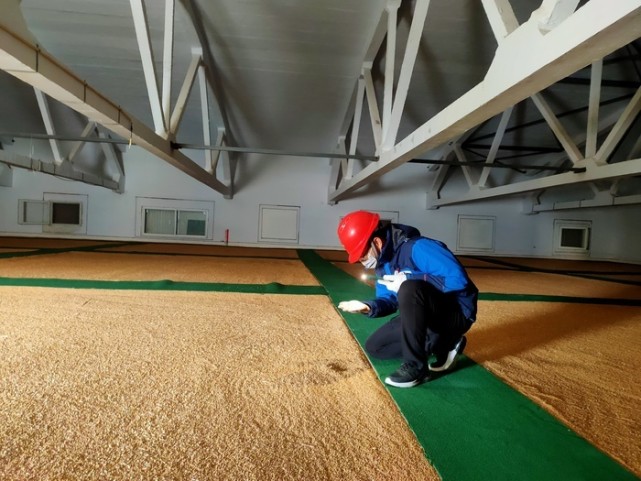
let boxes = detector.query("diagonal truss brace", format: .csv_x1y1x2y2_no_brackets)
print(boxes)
130,0,166,135
33,87,63,164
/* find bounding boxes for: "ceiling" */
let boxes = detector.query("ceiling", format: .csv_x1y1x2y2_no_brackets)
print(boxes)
1,0,641,208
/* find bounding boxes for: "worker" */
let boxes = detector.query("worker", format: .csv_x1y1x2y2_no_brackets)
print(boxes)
336,210,478,388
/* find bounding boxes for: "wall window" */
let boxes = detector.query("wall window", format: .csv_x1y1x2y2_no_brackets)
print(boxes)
18,198,84,232
143,208,208,238
136,197,214,240
553,219,591,256
51,202,81,225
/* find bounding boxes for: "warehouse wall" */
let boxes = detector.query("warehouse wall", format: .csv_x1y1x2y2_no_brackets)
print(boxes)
0,146,639,264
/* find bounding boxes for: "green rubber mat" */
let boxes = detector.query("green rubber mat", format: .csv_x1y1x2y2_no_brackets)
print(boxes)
297,249,638,481
0,242,139,259
0,277,326,295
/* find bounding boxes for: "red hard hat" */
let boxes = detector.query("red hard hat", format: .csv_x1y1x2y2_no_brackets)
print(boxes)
337,211,380,263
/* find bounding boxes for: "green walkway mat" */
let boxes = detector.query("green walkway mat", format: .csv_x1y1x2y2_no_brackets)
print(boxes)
298,250,638,481
0,277,326,295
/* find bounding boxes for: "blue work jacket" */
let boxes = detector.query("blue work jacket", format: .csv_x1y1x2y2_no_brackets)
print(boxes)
363,224,478,321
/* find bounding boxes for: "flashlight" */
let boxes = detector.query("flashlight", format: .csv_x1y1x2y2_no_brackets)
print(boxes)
360,273,381,281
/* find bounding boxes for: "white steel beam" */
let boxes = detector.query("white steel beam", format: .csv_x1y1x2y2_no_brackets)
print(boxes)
478,106,513,187
329,0,641,203
440,105,627,209
530,93,583,164
382,0,430,151
481,0,519,41
169,52,201,136
98,130,126,193
197,64,213,174
431,158,641,207
67,121,96,163
331,5,386,156
33,88,63,165
213,128,233,192
596,84,641,162
162,0,175,129
209,127,225,174
532,0,581,32
453,144,475,188
347,76,366,179
181,0,237,150
627,125,641,159
381,0,400,146
0,25,230,196
532,189,641,211
363,67,382,151
130,0,166,134
0,149,120,190
427,164,450,209
585,59,603,158
328,136,347,204
327,3,386,199
425,130,478,205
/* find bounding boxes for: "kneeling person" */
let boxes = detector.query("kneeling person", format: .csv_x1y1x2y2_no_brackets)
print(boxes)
337,210,478,388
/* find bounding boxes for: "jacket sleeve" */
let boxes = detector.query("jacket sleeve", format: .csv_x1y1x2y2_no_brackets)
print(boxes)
362,279,399,318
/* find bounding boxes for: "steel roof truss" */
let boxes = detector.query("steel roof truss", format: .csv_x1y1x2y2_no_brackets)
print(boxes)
0,25,231,196
328,0,641,203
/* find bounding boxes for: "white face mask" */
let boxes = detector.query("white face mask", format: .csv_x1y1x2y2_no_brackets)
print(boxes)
360,244,378,269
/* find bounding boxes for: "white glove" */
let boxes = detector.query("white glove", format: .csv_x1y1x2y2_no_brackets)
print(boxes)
377,271,408,293
338,300,370,313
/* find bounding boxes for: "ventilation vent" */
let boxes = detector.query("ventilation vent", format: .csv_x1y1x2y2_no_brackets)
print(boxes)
259,205,300,244
457,215,495,252
18,200,50,225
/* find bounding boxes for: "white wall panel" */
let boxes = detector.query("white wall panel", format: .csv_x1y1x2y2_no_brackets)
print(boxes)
0,147,639,264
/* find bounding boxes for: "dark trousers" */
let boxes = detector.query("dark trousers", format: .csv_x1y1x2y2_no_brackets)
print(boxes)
364,280,472,370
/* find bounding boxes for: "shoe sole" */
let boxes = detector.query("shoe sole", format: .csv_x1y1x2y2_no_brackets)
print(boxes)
384,375,428,388
429,336,467,372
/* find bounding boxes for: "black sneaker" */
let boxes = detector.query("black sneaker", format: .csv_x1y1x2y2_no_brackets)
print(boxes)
384,362,429,388
429,336,467,372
